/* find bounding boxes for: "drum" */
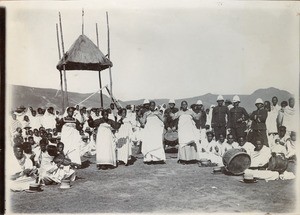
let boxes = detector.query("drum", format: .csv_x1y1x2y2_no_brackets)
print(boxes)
268,153,288,174
222,148,251,175
164,131,178,146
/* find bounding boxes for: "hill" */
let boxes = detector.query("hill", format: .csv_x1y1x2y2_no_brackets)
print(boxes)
8,85,293,113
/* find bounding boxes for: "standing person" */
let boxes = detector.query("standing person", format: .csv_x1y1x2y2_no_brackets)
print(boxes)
115,108,134,165
108,103,118,121
42,107,57,130
56,107,83,165
277,101,288,130
192,100,207,141
164,99,179,132
264,101,278,136
139,101,166,164
248,98,268,146
88,109,121,170
228,95,249,141
271,96,281,113
281,97,297,134
29,110,41,130
211,95,229,141
171,101,201,164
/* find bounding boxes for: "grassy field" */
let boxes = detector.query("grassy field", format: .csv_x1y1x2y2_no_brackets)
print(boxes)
9,147,297,213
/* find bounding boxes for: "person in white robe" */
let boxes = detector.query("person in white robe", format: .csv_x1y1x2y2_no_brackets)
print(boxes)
88,109,121,170
9,146,37,191
237,136,255,156
29,110,42,130
171,100,201,164
56,107,83,165
42,107,57,130
115,108,134,165
139,101,166,164
270,126,289,156
221,134,239,155
281,98,297,134
198,131,222,165
250,138,271,168
286,131,296,159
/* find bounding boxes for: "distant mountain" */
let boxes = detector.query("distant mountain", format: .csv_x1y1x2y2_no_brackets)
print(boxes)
8,85,293,113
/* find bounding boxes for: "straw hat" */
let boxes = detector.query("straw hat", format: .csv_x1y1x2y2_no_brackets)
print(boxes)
25,183,43,193
242,172,257,183
60,179,71,189
143,99,150,104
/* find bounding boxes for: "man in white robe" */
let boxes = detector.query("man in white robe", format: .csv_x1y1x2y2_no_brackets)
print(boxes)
250,139,271,168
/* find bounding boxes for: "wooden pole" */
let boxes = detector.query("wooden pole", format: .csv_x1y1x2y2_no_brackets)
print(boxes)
56,23,65,112
96,23,103,108
82,9,84,35
106,11,113,102
59,12,69,107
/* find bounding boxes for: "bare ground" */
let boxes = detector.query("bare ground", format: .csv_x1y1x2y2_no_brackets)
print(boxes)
9,147,297,213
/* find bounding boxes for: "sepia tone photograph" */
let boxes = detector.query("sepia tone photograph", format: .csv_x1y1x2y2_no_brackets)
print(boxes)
1,0,300,214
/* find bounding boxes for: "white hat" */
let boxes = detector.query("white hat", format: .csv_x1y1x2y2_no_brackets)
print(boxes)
143,99,150,104
232,95,240,103
217,95,224,101
169,99,175,104
255,98,264,105
196,100,203,105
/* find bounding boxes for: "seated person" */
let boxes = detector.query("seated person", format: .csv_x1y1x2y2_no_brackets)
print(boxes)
9,145,37,191
199,131,222,165
221,134,239,155
237,136,255,155
250,138,271,168
286,131,296,160
270,126,289,155
22,141,36,165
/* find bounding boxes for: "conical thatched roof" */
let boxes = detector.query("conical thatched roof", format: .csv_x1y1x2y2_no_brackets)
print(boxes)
56,34,113,71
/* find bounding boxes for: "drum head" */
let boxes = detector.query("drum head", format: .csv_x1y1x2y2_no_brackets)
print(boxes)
164,131,178,142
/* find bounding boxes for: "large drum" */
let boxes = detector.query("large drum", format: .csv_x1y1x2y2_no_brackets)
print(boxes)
222,148,251,175
164,131,178,146
268,153,288,174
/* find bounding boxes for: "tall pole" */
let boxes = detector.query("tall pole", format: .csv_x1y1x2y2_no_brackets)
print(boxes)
96,23,103,108
56,23,65,112
59,12,69,107
82,8,84,35
106,11,113,101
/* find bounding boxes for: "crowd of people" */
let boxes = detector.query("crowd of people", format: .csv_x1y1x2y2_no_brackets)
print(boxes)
8,95,297,190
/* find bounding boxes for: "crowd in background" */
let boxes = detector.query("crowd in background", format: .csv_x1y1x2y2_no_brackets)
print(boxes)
8,94,297,190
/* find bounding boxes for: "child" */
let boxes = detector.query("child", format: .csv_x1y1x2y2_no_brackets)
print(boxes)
286,131,296,160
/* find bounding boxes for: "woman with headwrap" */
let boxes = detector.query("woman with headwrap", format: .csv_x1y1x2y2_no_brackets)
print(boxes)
139,101,166,164
171,100,201,164
88,109,121,170
56,107,83,165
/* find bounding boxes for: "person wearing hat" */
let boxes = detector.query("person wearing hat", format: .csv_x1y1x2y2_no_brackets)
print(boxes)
211,95,229,141
248,98,268,147
164,99,179,132
191,100,207,141
228,95,249,141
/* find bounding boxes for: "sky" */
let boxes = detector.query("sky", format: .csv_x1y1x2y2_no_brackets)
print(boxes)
3,1,300,101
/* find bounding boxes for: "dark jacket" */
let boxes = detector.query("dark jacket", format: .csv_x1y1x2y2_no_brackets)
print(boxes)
211,106,229,128
228,107,249,128
164,107,179,130
250,109,268,130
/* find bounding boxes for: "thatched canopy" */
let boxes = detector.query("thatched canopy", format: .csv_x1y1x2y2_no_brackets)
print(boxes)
56,35,113,71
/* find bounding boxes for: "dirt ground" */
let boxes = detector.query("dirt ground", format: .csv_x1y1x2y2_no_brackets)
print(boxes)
8,146,297,213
